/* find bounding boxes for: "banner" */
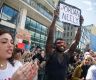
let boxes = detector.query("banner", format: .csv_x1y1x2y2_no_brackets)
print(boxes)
16,28,31,41
59,2,81,26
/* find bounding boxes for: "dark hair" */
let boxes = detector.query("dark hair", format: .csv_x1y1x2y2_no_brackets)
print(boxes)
36,46,41,49
0,29,14,66
40,49,45,53
75,48,81,54
87,49,91,52
13,48,23,55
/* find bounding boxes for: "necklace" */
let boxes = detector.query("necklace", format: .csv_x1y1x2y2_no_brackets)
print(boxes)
0,61,7,69
0,64,4,68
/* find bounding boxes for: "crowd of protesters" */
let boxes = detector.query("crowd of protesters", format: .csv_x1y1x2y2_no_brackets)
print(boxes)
0,9,96,80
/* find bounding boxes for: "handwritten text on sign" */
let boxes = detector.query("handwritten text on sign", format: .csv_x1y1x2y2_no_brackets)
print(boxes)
59,3,81,26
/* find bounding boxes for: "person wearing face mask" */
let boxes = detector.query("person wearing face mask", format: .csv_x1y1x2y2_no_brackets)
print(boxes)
0,29,38,80
44,9,84,80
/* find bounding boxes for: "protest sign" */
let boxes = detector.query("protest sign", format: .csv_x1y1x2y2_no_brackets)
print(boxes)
59,2,81,26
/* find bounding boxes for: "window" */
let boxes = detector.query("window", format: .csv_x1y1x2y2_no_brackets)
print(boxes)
35,33,40,42
40,34,45,43
36,23,41,31
70,39,72,43
25,17,30,28
30,19,36,29
67,26,69,30
71,32,72,36
25,18,36,30
45,36,47,41
67,32,69,36
64,27,66,30
71,26,73,29
31,31,35,37
1,5,18,24
31,0,37,8
59,32,63,38
35,33,40,39
56,31,58,38
64,33,65,37
25,17,47,49
41,25,47,34
41,34,45,40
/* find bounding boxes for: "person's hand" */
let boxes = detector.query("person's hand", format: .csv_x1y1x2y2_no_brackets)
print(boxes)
31,61,39,80
53,9,59,19
12,62,38,80
80,15,84,26
40,61,46,68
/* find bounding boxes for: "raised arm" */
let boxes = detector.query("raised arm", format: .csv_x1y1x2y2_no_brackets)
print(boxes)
45,10,58,54
68,16,84,54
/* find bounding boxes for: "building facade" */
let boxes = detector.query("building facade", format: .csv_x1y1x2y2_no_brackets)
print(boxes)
0,0,64,49
63,23,77,47
63,23,92,52
79,26,91,51
90,33,96,52
86,24,96,52
90,24,96,35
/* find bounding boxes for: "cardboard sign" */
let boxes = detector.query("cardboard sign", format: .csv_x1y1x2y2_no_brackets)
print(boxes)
59,2,81,26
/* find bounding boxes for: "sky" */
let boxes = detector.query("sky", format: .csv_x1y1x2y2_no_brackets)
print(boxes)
65,0,96,26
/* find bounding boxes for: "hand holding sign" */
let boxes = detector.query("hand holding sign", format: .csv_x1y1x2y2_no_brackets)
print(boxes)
53,9,59,20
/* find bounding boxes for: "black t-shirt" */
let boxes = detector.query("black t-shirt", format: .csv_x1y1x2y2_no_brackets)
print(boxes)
32,53,45,63
80,65,90,79
45,51,70,80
